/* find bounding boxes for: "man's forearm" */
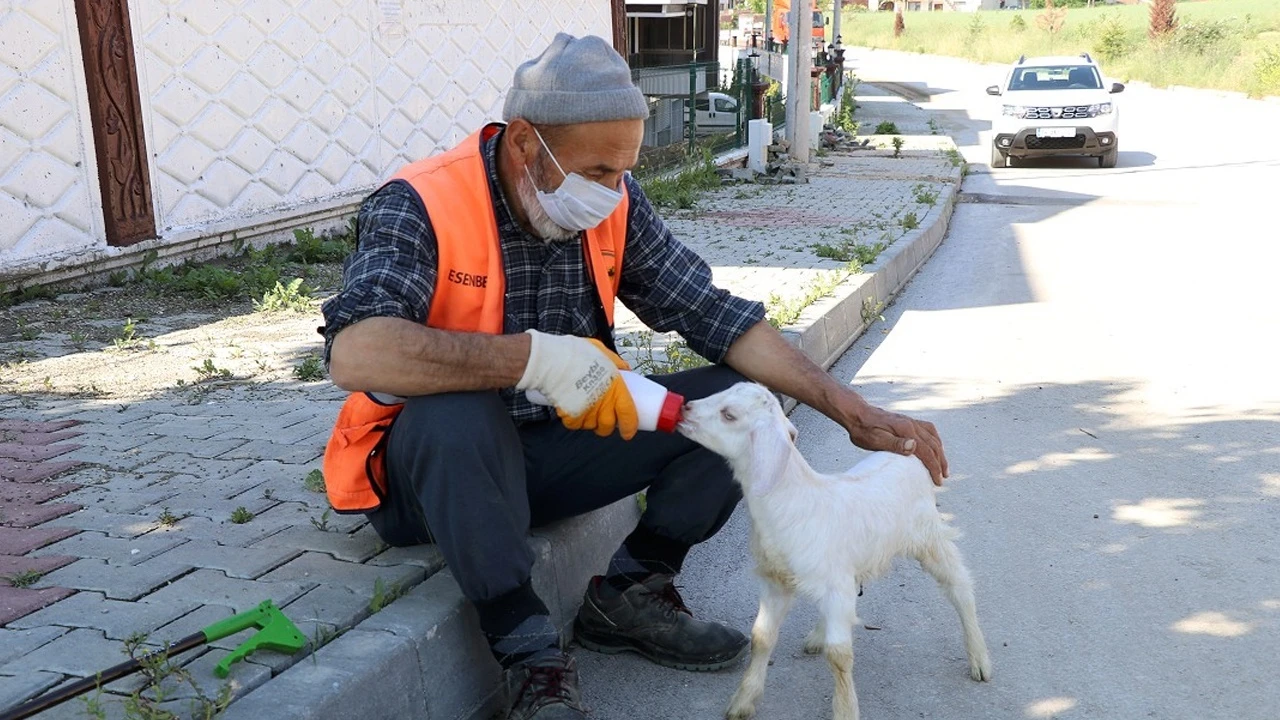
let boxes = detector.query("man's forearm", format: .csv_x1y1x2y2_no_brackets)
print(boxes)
722,320,869,427
328,317,530,396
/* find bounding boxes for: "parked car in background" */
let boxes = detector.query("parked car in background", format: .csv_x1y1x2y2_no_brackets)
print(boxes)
988,54,1125,169
684,92,741,135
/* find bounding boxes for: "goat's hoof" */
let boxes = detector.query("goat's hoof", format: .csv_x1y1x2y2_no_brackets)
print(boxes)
969,654,993,682
802,640,824,655
725,705,756,720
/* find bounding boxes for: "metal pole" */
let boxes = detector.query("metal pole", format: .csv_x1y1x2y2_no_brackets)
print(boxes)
765,0,774,51
833,0,842,46
688,64,698,153
785,0,810,161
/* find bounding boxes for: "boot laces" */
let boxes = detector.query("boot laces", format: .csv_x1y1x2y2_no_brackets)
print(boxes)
644,581,693,618
517,661,576,708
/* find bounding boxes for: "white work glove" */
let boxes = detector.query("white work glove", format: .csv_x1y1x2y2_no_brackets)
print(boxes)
516,330,639,439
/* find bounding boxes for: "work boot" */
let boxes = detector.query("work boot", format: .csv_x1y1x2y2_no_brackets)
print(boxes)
573,575,748,671
506,652,587,720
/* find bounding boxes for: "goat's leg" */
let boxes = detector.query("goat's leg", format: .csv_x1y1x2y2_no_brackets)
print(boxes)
820,594,861,720
726,579,793,720
802,617,826,655
917,535,993,682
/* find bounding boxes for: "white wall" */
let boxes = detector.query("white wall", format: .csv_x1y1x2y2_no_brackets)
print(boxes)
0,0,103,268
1,0,611,282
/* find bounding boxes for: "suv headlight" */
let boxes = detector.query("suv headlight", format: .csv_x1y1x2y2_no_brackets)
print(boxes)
1087,103,1113,117
1002,105,1027,118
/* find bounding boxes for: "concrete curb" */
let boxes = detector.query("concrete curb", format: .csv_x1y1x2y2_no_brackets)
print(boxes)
777,146,963,413
220,141,964,720
220,497,639,720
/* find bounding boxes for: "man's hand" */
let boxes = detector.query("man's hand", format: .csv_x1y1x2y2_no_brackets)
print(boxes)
516,331,639,439
844,403,949,486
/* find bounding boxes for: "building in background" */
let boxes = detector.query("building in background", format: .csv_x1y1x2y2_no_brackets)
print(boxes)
1,0,611,286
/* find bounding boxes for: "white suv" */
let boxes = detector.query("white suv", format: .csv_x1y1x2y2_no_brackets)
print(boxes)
987,54,1125,169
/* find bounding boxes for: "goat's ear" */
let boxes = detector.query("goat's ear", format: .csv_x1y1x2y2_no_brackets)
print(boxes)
747,420,794,496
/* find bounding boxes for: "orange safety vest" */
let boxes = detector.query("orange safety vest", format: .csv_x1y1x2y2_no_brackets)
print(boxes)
321,123,630,514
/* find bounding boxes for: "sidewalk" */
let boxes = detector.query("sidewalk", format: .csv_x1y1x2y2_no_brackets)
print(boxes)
0,87,961,719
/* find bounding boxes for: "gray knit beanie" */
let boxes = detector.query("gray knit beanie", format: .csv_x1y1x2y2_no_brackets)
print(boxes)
503,33,650,125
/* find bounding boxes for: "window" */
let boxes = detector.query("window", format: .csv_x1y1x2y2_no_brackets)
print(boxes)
1009,65,1102,91
695,99,710,112
715,98,736,113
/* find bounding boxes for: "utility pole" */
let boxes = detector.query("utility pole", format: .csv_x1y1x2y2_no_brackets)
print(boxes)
833,0,842,46
785,0,810,162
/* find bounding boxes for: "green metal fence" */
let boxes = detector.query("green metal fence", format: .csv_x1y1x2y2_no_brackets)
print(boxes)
631,60,754,176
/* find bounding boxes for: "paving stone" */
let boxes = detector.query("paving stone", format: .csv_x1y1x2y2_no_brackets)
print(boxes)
40,508,166,539
365,543,446,574
137,648,272,703
0,670,63,710
0,501,82,528
258,551,426,595
0,526,78,555
25,695,130,720
53,447,166,472
139,569,313,612
32,531,186,565
218,439,324,464
147,516,289,547
250,523,383,564
148,543,300,579
0,628,123,677
0,553,75,578
50,430,154,453
0,459,83,483
148,491,279,521
0,419,79,433
0,442,82,462
123,454,254,480
7,591,199,641
56,487,180,515
0,625,68,666
37,558,194,601
145,471,265,501
282,583,374,631
251,501,365,534
0,481,80,504
138,415,230,441
53,467,155,492
0,429,81,445
137,435,250,460
210,421,329,446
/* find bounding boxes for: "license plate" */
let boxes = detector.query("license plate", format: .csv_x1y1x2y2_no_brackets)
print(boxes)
1036,127,1075,138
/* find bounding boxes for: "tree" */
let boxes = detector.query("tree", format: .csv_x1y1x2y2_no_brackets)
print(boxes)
894,8,905,38
1148,0,1177,41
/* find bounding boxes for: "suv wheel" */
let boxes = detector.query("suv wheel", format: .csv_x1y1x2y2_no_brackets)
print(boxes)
990,142,1007,169
1099,145,1118,169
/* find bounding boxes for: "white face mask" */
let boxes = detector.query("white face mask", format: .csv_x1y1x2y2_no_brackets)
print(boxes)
525,128,624,233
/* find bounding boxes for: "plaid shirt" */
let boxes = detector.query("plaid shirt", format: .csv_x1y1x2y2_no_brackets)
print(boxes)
320,130,765,424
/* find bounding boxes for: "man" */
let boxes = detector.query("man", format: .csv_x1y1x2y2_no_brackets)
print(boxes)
320,33,947,720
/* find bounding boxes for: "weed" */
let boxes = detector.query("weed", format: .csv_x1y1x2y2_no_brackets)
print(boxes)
310,508,332,532
369,577,406,613
639,150,723,210
766,268,853,329
1094,13,1133,62
229,506,254,524
254,277,313,313
913,183,939,206
294,354,325,381
193,357,232,382
113,318,143,351
1255,46,1280,95
967,11,985,42
16,318,39,341
262,488,276,501
1010,13,1028,32
835,74,860,134
17,285,57,304
900,211,920,231
304,469,326,493
942,147,965,168
158,507,181,526
287,226,355,264
310,624,339,652
874,121,900,135
4,569,43,588
617,331,709,375
891,136,905,158
69,330,89,350
115,631,234,720
861,296,887,325
108,270,129,287
927,118,940,135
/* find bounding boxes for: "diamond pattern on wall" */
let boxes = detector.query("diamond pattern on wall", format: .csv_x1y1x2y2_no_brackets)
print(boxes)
0,0,99,266
130,0,611,235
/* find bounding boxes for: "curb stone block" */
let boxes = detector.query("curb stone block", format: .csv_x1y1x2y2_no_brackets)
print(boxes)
217,629,428,720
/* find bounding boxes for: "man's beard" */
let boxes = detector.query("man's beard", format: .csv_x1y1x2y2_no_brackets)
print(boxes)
517,160,578,242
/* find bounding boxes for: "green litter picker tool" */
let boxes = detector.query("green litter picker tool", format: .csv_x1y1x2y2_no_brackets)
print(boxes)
0,599,306,720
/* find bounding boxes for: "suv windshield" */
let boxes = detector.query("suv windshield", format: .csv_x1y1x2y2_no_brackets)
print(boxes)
1008,65,1101,91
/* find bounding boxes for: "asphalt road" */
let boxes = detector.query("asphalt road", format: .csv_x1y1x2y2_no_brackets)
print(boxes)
578,49,1280,720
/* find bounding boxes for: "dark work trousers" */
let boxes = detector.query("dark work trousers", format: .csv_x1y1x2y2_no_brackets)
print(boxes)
367,365,746,616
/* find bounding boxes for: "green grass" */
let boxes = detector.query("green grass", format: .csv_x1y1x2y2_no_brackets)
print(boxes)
840,0,1280,97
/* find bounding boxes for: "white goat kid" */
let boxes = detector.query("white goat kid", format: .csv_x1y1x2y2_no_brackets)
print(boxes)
678,382,992,720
